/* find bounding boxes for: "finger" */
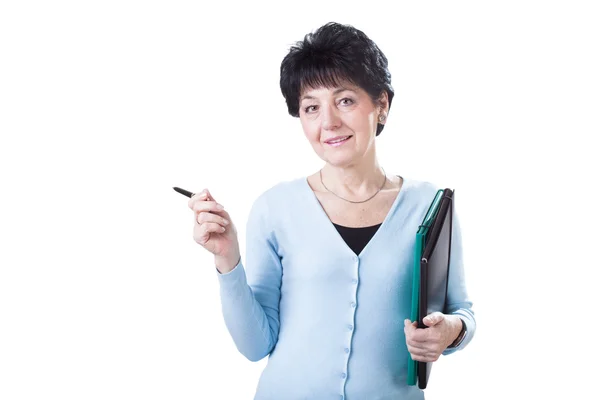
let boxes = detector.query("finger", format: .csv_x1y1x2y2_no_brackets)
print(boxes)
188,189,208,209
191,193,232,222
200,222,226,233
404,319,418,336
192,200,225,214
404,319,418,328
410,354,428,362
207,205,232,221
412,326,446,348
408,328,431,343
407,344,425,357
407,345,430,361
407,342,440,361
423,312,445,327
197,211,230,227
404,319,418,334
196,222,227,244
409,351,439,363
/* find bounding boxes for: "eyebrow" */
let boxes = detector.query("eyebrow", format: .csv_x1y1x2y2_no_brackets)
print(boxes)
301,87,356,101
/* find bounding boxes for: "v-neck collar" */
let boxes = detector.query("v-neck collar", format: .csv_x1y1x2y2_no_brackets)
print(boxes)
301,175,408,259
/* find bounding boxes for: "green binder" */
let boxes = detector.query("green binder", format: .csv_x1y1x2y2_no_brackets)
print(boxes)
407,189,444,386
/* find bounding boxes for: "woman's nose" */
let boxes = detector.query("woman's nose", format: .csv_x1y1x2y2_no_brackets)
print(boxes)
321,105,342,131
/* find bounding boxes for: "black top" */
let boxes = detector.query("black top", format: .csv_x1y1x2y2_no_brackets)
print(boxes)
332,222,382,256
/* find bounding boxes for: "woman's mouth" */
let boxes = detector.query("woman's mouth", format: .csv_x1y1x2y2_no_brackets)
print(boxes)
325,135,352,147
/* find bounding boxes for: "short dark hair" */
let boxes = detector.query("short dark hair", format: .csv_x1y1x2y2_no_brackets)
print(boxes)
280,22,395,136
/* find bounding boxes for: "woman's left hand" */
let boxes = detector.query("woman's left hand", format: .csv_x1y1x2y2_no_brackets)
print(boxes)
404,312,462,362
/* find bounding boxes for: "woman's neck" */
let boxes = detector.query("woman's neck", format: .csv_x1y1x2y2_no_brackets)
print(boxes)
320,162,387,198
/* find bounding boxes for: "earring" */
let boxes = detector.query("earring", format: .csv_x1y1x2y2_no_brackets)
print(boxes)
378,113,387,123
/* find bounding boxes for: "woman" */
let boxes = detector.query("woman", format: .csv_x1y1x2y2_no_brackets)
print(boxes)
188,22,475,400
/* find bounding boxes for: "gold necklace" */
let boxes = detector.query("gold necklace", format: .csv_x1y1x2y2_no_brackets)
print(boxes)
319,168,387,204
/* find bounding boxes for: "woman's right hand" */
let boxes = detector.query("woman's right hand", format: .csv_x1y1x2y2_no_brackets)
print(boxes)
188,188,241,273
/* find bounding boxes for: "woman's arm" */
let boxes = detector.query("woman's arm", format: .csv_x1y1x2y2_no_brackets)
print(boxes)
216,194,282,362
442,206,476,355
404,195,477,362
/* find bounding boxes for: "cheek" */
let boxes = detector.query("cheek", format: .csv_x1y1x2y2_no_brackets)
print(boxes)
348,112,374,131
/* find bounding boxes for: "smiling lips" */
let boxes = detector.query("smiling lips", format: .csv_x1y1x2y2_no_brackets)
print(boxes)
325,135,352,146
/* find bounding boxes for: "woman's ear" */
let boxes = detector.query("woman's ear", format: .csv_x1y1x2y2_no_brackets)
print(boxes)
377,91,389,114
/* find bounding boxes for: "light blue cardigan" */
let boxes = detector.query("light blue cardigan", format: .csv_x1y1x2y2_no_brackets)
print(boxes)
216,176,475,400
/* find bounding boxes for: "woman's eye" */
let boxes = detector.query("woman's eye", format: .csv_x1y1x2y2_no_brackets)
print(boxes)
304,105,317,113
340,98,354,106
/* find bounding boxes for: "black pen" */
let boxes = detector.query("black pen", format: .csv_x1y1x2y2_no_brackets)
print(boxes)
173,187,195,198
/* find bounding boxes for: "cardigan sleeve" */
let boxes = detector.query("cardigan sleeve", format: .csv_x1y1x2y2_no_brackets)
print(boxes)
442,205,476,355
216,194,283,362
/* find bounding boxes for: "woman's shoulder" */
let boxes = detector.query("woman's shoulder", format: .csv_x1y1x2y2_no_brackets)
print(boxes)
249,176,308,211
403,176,437,191
400,176,451,203
256,176,305,198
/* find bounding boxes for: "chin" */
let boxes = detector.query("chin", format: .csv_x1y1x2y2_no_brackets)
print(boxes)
322,154,359,168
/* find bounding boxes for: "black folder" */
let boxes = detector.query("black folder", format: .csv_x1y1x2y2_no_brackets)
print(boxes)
408,188,455,389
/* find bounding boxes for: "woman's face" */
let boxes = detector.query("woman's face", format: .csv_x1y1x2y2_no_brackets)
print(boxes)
299,82,385,167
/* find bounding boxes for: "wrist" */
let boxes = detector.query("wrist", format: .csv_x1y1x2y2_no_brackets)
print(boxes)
448,317,466,348
215,254,240,274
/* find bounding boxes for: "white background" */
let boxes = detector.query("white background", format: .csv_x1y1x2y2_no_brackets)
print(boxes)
1,1,598,399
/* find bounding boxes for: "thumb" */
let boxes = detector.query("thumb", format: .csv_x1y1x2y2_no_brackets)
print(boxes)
204,189,215,202
423,312,445,327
